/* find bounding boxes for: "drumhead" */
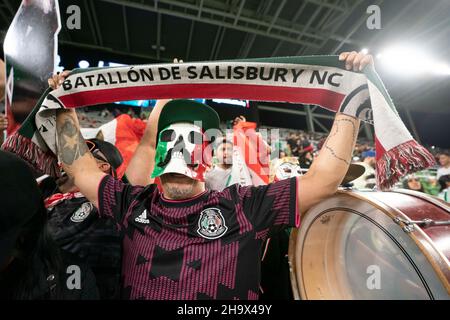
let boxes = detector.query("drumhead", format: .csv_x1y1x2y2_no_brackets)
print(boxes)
289,191,450,300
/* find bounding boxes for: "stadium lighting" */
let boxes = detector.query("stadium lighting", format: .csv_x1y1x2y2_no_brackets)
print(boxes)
55,55,65,73
361,48,369,54
212,99,248,107
434,63,450,76
78,60,90,69
377,45,450,76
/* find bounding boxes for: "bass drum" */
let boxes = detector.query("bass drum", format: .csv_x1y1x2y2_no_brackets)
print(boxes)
288,189,450,300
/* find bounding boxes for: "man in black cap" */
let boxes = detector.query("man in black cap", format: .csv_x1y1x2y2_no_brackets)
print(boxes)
50,51,373,299
0,151,98,299
46,138,124,299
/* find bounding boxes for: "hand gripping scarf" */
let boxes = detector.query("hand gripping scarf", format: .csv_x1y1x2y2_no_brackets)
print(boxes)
2,56,435,190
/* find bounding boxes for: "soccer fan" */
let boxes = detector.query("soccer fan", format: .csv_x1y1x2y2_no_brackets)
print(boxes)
437,174,450,202
205,137,234,191
48,51,372,299
0,151,98,299
403,175,425,193
45,138,124,299
205,116,249,191
437,151,450,179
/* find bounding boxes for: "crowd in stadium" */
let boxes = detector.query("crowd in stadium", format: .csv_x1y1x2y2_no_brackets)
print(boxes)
3,105,448,202
0,48,448,301
21,103,449,201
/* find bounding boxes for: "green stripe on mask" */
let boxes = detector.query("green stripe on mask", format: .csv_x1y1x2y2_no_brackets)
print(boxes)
151,138,169,178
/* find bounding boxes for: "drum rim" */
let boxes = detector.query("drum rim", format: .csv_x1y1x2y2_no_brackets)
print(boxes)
289,190,450,299
345,190,450,292
393,189,450,213
288,228,301,300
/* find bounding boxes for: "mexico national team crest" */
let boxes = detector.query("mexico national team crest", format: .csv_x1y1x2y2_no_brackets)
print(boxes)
70,202,93,223
197,208,228,239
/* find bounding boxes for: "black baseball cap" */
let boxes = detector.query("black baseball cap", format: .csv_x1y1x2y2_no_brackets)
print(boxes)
86,138,123,170
0,151,43,268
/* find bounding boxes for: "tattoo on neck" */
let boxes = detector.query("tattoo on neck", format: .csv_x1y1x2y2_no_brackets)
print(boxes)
57,116,88,165
323,118,357,165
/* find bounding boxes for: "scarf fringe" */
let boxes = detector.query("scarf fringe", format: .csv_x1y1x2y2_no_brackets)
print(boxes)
1,132,60,177
376,140,435,191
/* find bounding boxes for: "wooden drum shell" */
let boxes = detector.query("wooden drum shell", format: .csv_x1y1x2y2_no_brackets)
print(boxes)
288,190,450,300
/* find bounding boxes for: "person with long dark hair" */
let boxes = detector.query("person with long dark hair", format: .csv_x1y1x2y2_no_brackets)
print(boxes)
0,151,98,299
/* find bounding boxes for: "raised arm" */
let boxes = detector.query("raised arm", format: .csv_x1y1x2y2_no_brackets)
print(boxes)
125,58,184,185
49,71,105,207
56,109,106,208
125,99,170,185
297,51,373,215
297,113,359,213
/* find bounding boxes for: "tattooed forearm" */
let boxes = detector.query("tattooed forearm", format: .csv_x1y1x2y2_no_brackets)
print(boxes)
57,114,89,165
324,145,351,165
322,118,358,165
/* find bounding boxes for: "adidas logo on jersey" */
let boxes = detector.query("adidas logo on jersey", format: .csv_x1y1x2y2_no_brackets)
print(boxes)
135,209,150,224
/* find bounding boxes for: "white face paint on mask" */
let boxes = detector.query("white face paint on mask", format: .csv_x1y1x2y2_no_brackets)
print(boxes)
152,122,210,181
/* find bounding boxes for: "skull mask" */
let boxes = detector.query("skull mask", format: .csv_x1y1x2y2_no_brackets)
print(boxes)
151,122,212,181
273,157,303,182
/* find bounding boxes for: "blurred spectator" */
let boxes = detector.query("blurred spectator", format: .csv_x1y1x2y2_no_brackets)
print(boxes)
352,150,376,189
45,139,124,299
292,138,302,157
286,132,297,156
205,137,234,191
421,176,441,196
402,175,424,192
100,109,111,118
299,135,313,155
438,174,450,202
297,134,314,168
437,151,450,179
205,116,258,191
299,150,314,169
0,151,98,299
316,137,326,151
55,104,450,193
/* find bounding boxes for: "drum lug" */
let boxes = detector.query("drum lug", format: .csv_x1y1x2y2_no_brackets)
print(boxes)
393,217,414,233
394,217,450,232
